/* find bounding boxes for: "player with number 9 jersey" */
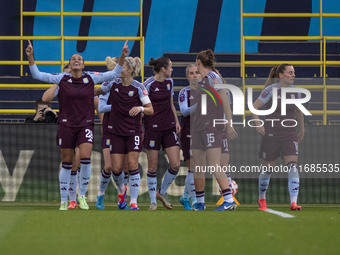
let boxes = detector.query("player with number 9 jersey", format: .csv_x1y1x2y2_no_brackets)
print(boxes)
97,56,153,210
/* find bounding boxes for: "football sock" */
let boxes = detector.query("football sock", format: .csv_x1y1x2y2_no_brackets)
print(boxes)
147,171,157,204
221,188,233,203
129,169,140,205
98,169,111,196
288,162,299,204
60,162,72,204
159,167,178,195
258,168,272,200
77,167,80,188
112,171,125,194
68,170,78,201
79,158,91,197
196,191,205,204
186,170,197,204
124,171,128,185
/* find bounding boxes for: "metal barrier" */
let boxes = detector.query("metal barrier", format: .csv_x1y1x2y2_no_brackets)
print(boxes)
0,0,144,79
241,0,340,125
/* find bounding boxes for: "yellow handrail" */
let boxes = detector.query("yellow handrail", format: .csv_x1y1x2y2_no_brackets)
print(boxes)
10,0,144,77
243,13,321,18
0,36,143,41
0,36,62,40
63,36,142,41
244,61,324,66
240,0,340,125
244,36,323,40
0,84,103,89
22,12,141,16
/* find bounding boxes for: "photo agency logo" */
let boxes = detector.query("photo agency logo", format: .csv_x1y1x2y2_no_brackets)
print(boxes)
201,84,312,128
199,83,223,114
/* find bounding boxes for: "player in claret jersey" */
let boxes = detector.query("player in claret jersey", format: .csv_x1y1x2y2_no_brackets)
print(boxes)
26,40,129,210
143,57,181,210
177,64,201,210
94,57,129,210
96,56,153,210
191,49,238,211
252,64,305,211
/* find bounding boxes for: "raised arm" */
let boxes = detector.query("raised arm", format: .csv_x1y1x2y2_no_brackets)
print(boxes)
25,40,64,84
25,40,35,66
91,41,130,84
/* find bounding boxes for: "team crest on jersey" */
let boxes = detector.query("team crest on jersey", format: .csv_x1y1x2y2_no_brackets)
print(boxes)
128,91,134,97
167,84,171,90
143,89,148,95
262,90,269,98
149,140,155,147
83,78,89,83
179,94,185,102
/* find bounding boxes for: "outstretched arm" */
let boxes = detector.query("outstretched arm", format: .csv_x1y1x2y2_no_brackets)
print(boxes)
118,40,129,66
25,40,64,84
25,40,35,66
91,41,130,84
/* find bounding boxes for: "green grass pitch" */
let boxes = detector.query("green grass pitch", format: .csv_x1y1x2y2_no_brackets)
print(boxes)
0,203,339,255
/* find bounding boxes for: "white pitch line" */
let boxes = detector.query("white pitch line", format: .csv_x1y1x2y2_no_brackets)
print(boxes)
264,209,295,218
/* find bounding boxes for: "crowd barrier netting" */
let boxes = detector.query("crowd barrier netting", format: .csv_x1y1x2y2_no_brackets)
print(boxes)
0,124,339,204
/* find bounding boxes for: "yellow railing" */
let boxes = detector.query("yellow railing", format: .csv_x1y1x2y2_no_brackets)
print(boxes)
0,0,144,79
241,0,340,125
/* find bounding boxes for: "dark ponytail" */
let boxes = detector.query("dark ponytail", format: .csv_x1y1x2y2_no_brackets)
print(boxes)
197,49,222,78
149,56,170,74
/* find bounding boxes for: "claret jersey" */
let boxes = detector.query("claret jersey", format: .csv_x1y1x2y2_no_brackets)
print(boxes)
143,77,175,131
100,78,150,136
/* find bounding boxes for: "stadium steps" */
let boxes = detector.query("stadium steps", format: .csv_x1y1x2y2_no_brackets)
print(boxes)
258,41,340,54
1,48,340,122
